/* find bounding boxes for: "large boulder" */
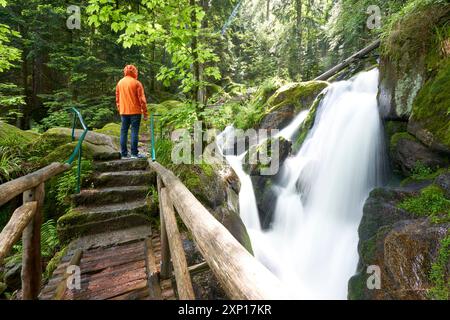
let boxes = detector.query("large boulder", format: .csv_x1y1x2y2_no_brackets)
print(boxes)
171,163,252,253
0,121,39,145
408,59,450,155
377,4,450,121
350,218,449,300
28,127,121,164
350,179,450,300
378,56,425,120
390,132,448,175
259,81,328,130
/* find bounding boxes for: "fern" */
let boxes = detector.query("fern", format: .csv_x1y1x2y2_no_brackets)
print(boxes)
4,219,60,265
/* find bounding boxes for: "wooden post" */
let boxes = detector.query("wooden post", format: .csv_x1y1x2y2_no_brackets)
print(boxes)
145,238,162,299
160,188,195,300
21,183,44,300
149,161,287,300
158,176,171,280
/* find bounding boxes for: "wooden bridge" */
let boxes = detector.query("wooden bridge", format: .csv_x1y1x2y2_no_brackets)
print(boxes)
0,155,285,300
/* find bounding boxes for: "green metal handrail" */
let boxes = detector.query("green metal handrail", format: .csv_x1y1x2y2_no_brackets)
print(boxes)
150,113,161,162
66,107,88,194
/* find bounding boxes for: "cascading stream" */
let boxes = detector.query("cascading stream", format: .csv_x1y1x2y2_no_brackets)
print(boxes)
218,69,385,299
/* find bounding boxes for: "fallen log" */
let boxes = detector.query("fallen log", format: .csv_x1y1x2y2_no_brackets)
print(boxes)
314,39,380,81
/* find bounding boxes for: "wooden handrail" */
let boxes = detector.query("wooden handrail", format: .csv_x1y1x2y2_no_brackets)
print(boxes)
0,162,70,300
149,161,287,300
160,188,195,300
0,201,37,264
0,162,70,207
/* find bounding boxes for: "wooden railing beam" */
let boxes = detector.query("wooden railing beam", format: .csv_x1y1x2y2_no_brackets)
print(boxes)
149,161,287,300
0,162,70,207
0,202,37,264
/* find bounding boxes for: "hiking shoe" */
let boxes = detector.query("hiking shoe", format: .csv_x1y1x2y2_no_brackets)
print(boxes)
131,154,147,159
121,155,131,160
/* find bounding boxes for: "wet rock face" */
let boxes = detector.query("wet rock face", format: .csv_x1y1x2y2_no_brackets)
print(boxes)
390,135,448,175
435,172,450,198
3,262,21,292
258,81,329,131
378,56,425,120
350,184,449,300
259,104,295,131
383,219,449,300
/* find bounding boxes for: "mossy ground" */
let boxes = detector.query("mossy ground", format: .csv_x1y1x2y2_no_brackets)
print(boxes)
428,234,450,300
398,185,450,223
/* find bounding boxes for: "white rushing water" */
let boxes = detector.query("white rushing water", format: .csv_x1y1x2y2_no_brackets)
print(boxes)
218,69,385,299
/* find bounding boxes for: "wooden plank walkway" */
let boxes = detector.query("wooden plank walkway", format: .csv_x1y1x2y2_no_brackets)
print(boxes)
38,158,176,300
40,230,176,300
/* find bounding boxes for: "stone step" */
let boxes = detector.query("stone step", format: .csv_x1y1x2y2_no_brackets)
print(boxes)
71,186,149,207
58,200,153,242
94,159,149,173
93,152,121,161
92,171,156,188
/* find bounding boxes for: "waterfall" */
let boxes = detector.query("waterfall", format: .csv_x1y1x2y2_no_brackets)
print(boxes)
218,69,385,299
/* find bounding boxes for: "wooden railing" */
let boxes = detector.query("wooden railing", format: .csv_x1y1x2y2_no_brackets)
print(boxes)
0,162,70,299
150,161,287,300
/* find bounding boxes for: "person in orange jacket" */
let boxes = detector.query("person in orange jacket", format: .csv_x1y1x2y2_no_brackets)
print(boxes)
116,65,149,159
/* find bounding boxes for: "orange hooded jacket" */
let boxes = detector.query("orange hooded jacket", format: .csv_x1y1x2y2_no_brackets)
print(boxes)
116,65,148,117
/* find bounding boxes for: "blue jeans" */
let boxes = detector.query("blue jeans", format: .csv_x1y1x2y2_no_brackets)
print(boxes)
120,115,141,157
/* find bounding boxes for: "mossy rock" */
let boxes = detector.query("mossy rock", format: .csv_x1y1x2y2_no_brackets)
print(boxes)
265,81,329,113
28,127,121,164
171,163,253,253
0,121,39,146
293,90,327,153
408,58,450,154
243,136,292,176
379,4,450,120
43,246,68,281
389,131,448,176
94,123,121,138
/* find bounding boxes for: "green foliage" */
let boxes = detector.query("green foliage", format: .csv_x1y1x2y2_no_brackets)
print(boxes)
0,146,23,183
49,160,93,211
234,77,285,130
327,0,402,68
381,0,449,62
0,21,21,72
87,0,221,95
154,139,174,168
4,219,60,265
159,101,199,132
428,234,450,300
0,83,25,121
399,185,450,223
43,246,68,281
